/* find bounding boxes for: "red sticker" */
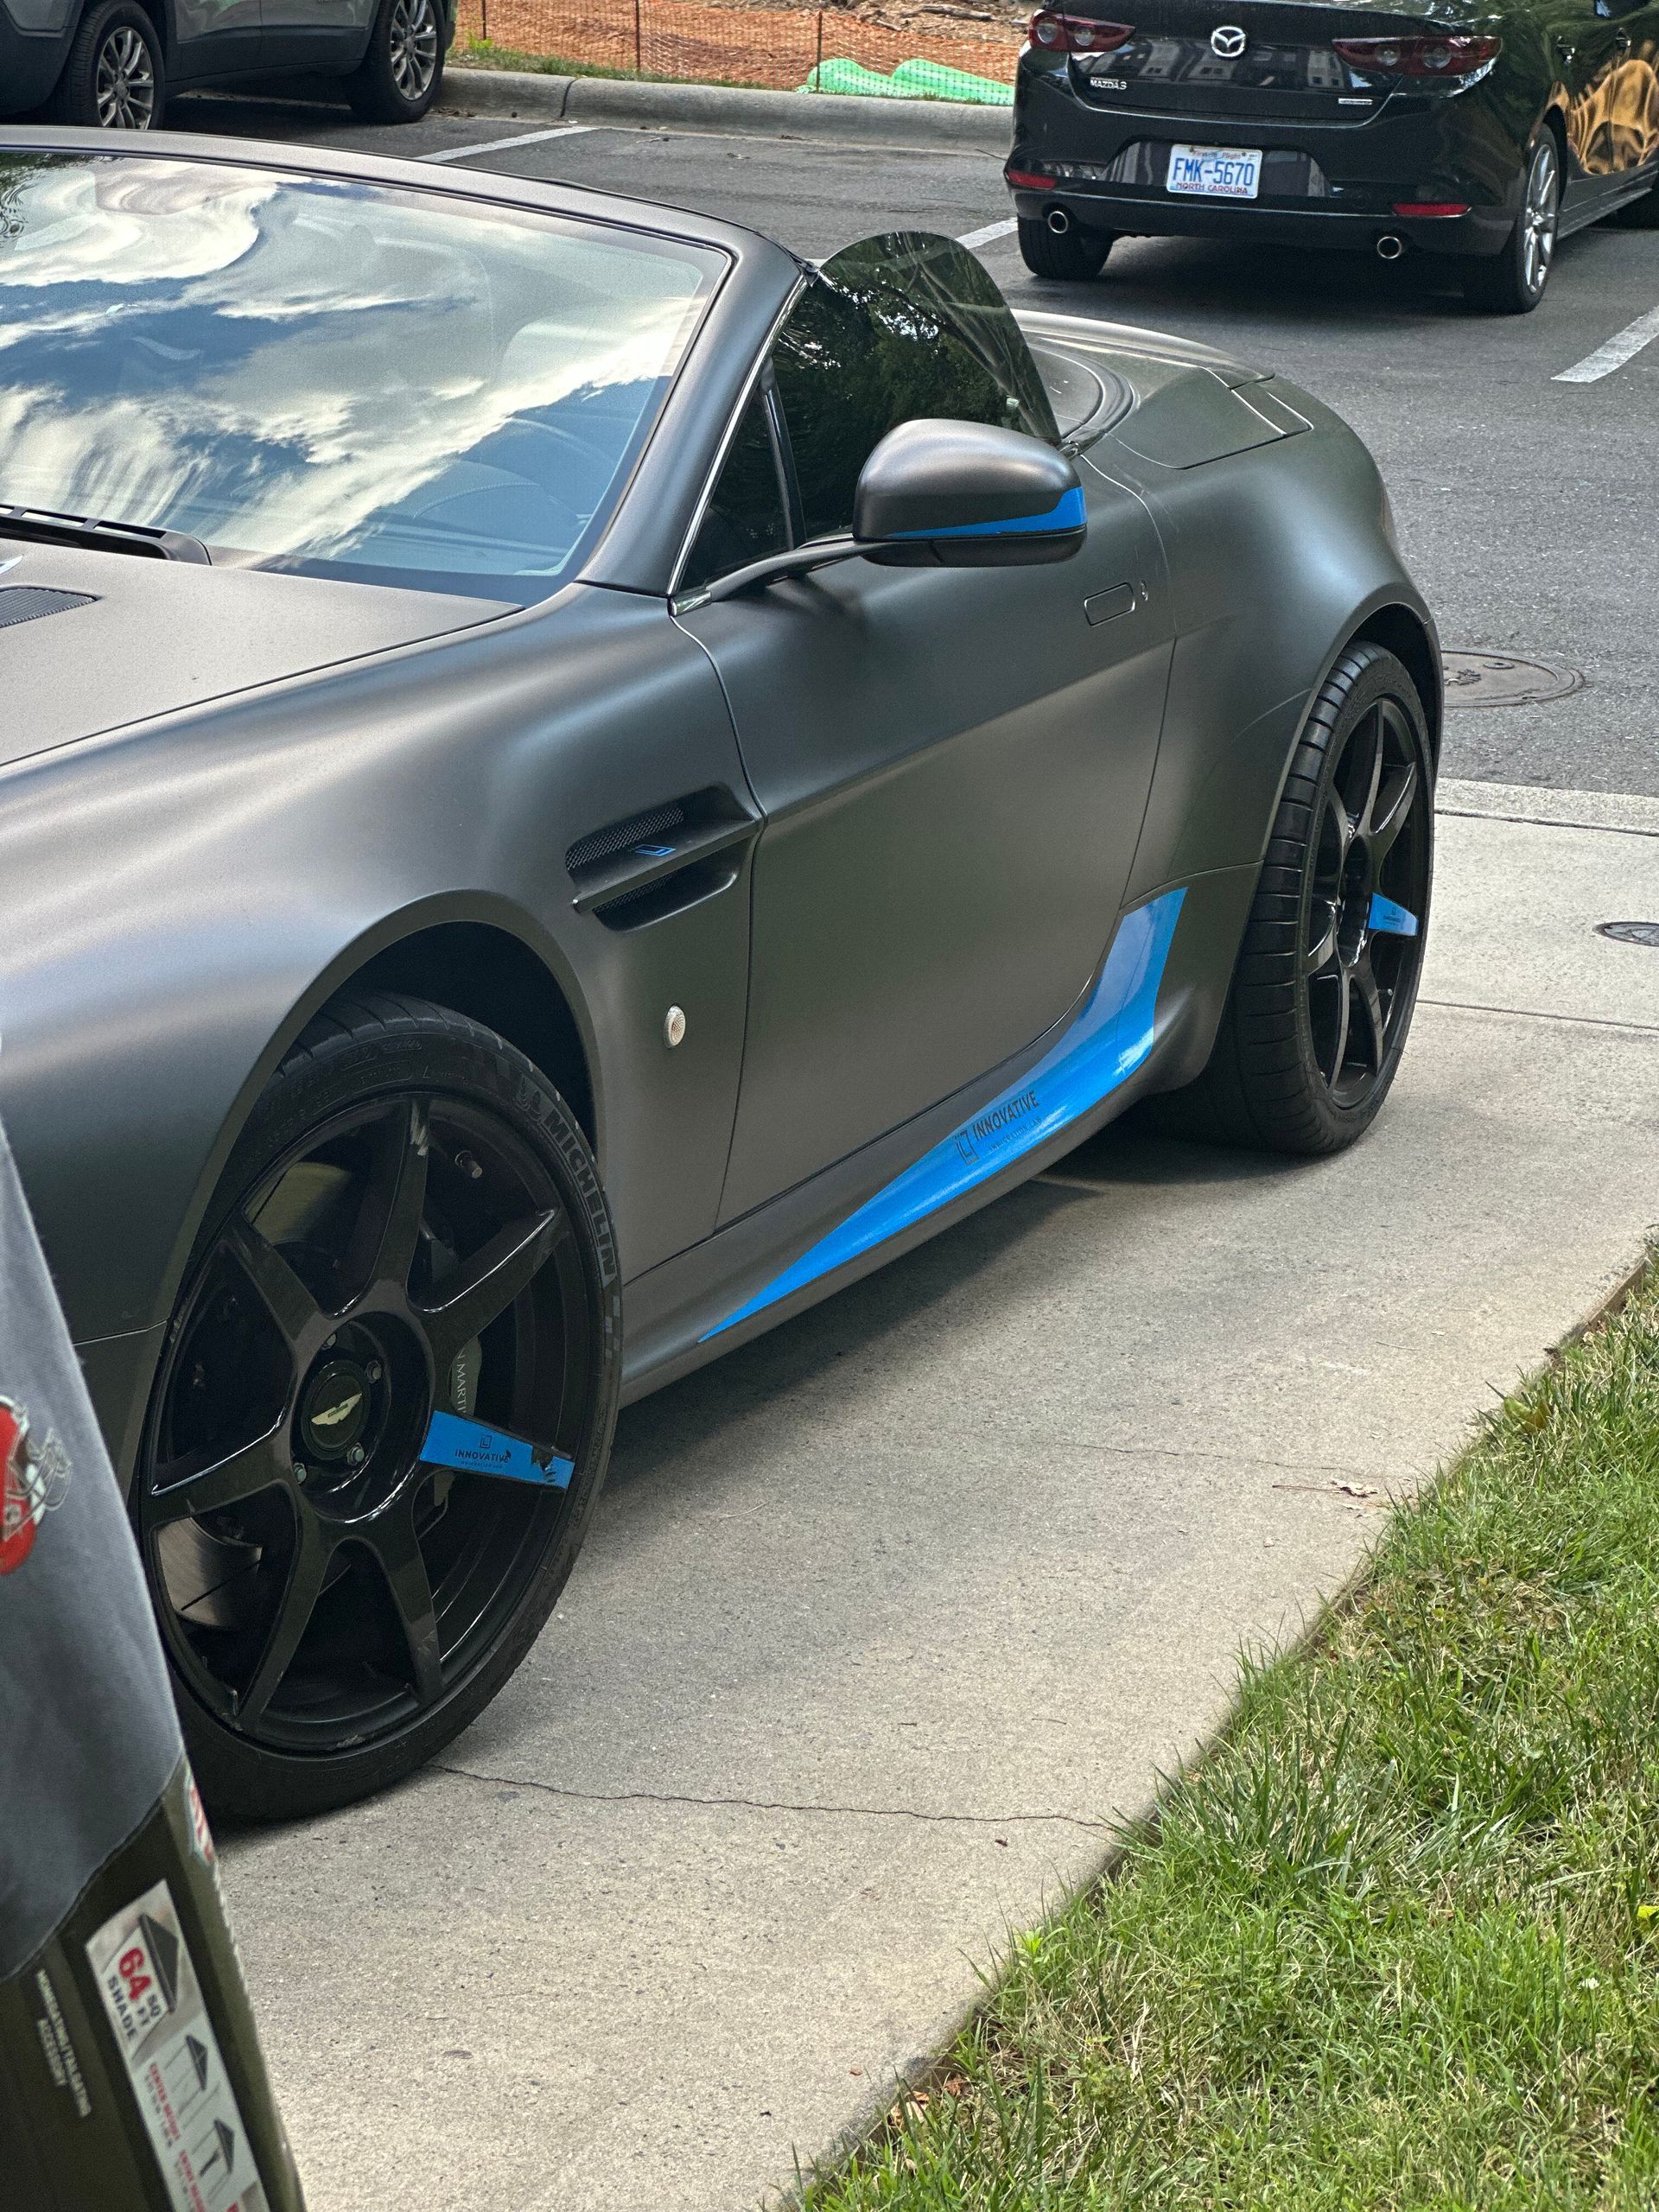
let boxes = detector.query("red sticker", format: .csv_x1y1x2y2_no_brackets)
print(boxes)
0,1395,71,1576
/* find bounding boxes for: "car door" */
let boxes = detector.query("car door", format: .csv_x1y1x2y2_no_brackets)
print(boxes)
1595,0,1659,178
170,0,262,78
257,0,370,70
1546,0,1643,202
676,234,1174,1224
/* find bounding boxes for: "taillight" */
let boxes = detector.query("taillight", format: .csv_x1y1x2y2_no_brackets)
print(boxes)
1006,167,1059,188
1332,31,1500,74
1029,12,1135,54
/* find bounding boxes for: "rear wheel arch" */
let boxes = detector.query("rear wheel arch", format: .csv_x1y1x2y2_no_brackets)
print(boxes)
1343,604,1440,766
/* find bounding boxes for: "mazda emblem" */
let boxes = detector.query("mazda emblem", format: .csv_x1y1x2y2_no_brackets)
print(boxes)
1211,23,1247,55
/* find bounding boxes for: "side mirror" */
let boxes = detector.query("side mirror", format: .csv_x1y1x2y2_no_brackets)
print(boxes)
853,418,1086,568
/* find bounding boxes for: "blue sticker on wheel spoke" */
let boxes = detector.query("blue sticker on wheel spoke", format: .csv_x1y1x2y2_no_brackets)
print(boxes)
1368,893,1420,937
419,1411,573,1490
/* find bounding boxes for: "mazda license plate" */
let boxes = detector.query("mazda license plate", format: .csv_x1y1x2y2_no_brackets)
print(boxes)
1166,144,1262,199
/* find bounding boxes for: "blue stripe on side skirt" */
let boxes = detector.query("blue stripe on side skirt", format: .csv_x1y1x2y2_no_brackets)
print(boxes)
420,1409,574,1490
703,887,1185,1342
1368,893,1420,937
893,484,1087,542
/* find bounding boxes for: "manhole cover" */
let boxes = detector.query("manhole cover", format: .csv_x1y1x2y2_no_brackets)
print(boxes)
1597,920,1659,948
1442,650,1585,709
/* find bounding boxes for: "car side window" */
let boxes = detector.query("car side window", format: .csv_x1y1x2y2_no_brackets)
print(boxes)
772,231,1061,543
681,385,791,588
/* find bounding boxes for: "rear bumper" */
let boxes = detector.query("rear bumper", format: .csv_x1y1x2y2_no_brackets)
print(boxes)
1010,186,1514,258
1010,54,1526,261
0,17,70,111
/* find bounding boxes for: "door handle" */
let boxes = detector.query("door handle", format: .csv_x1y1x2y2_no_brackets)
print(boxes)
1084,582,1145,626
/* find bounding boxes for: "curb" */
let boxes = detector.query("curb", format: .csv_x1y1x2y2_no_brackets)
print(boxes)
440,65,1012,150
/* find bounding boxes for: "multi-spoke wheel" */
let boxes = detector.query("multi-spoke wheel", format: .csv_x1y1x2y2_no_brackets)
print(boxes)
1465,134,1560,315
138,996,619,1819
347,0,445,123
1154,642,1433,1154
46,0,163,130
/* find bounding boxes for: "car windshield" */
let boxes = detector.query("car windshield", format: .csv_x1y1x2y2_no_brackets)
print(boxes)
0,152,725,600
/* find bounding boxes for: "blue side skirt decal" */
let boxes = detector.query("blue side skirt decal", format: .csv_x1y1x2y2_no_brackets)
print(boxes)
420,1410,574,1490
1368,893,1420,938
702,887,1186,1342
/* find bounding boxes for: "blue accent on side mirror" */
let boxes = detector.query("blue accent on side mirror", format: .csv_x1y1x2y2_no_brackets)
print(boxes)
891,483,1088,542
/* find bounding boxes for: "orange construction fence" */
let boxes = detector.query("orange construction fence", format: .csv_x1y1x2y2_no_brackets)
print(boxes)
454,0,1021,98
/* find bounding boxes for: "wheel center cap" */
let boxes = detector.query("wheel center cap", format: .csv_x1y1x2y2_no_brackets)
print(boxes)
300,1357,373,1461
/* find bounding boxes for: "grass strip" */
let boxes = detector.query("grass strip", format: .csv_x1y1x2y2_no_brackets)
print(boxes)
810,1265,1659,2209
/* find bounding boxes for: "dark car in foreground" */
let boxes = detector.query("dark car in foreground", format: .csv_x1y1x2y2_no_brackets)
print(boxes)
0,131,1439,1821
1008,0,1659,309
0,0,451,130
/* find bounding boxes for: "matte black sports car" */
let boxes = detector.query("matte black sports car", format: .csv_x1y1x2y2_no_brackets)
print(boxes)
0,132,1439,1819
1007,0,1659,310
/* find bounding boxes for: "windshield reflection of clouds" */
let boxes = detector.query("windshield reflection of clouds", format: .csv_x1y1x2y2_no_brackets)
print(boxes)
0,156,720,596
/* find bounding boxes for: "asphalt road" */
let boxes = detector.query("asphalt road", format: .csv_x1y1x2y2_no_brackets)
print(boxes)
173,84,1659,797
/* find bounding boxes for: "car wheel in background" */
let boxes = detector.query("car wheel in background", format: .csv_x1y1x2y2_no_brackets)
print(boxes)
1153,644,1433,1155
136,995,620,1820
45,0,163,128
347,0,445,121
1465,135,1560,314
1017,213,1115,282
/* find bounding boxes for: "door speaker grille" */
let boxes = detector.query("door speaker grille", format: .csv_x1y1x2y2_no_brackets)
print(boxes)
0,587,98,630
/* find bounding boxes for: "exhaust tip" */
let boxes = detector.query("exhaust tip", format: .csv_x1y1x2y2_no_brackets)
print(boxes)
1376,232,1405,261
1046,206,1072,236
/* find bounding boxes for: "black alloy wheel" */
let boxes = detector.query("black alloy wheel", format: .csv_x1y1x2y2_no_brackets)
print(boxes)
47,0,163,129
1017,213,1115,282
347,0,444,122
1465,134,1560,314
137,996,620,1820
1155,643,1433,1154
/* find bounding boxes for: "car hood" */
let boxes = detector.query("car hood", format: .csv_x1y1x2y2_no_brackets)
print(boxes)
0,546,506,766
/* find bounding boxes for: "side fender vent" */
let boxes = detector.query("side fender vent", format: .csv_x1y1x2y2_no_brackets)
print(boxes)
566,802,686,875
0,586,98,630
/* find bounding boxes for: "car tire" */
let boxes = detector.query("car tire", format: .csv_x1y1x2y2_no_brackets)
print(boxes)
346,0,445,121
135,993,620,1821
1465,134,1560,313
1017,213,1114,281
45,0,164,128
1151,643,1433,1155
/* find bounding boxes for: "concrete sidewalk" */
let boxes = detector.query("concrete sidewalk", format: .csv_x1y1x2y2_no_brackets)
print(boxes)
221,776,1659,2212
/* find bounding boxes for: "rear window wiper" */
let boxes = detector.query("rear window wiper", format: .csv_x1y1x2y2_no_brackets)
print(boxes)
0,504,211,565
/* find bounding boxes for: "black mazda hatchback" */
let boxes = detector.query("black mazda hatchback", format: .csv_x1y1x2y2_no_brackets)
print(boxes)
1007,0,1659,309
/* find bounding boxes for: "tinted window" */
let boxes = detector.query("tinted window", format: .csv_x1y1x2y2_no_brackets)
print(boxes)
0,153,723,600
772,232,1060,543
682,385,790,588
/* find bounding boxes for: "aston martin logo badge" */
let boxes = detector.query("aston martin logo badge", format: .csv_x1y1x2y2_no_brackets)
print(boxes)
313,1390,363,1430
1211,23,1247,54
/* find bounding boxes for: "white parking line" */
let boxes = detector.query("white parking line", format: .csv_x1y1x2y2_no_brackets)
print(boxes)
419,124,600,164
956,216,1019,251
1553,302,1659,384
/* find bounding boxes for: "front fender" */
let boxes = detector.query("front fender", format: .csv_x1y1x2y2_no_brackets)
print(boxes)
0,582,751,1364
